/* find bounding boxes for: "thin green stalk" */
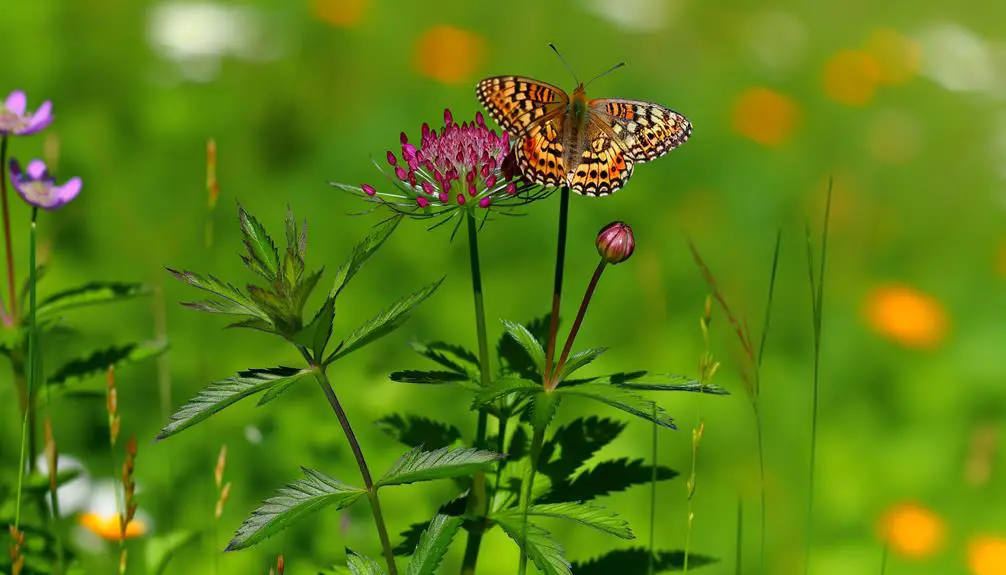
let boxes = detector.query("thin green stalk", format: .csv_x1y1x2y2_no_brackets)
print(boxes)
13,208,39,532
542,188,570,383
305,351,396,575
803,180,832,575
518,426,545,575
460,210,493,575
0,134,14,325
647,404,658,575
879,541,889,575
735,499,744,575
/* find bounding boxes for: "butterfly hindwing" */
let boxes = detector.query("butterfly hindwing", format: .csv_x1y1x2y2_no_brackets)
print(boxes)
590,98,692,162
567,131,634,197
516,118,567,188
476,76,568,136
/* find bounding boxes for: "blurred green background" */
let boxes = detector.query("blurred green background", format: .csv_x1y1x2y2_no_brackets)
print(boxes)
2,0,1006,573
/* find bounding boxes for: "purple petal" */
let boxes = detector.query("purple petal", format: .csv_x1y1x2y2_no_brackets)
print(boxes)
8,158,23,180
26,160,48,180
4,91,26,115
21,101,53,135
54,177,82,205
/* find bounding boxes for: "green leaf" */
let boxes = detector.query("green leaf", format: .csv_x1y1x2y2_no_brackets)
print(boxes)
46,341,168,395
530,392,560,431
497,313,550,378
331,217,400,297
36,282,150,320
539,417,626,482
494,502,633,539
554,348,607,384
226,468,365,551
540,458,678,503
392,494,469,555
405,515,463,575
167,268,268,321
407,341,479,379
571,548,718,574
146,530,201,575
495,518,571,575
471,378,541,409
156,367,309,440
376,447,501,488
257,368,315,406
326,278,443,364
292,267,325,316
238,204,281,281
500,319,546,373
296,295,335,361
554,382,676,429
345,549,387,575
389,370,471,385
618,381,730,395
375,414,462,449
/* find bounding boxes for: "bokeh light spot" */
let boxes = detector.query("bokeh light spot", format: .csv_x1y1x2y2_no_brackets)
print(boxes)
413,26,485,84
865,285,948,349
79,512,148,541
731,87,800,146
866,109,921,165
823,49,881,106
866,28,920,85
311,0,368,27
969,536,1006,575
879,502,945,558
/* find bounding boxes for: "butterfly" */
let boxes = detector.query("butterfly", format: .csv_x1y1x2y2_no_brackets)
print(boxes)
476,75,692,196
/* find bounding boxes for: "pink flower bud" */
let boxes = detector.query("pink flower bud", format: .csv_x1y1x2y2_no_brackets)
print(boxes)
361,184,376,196
595,221,635,264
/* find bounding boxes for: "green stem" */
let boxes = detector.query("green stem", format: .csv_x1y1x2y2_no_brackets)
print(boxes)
550,259,605,389
0,134,13,325
879,541,889,575
754,403,766,575
735,499,744,575
13,208,38,531
46,424,65,575
647,405,657,575
518,426,545,575
307,354,396,575
542,187,570,384
460,210,493,575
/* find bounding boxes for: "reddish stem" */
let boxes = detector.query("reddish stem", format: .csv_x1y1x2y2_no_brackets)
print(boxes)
549,259,606,390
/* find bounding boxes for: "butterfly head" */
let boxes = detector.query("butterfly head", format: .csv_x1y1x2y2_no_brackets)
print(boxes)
572,83,588,119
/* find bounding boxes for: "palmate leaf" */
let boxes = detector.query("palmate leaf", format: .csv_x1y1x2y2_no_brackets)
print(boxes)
389,370,472,385
539,417,626,482
554,348,607,384
375,414,462,449
406,341,479,380
146,530,201,575
618,381,730,395
571,548,718,574
493,502,633,539
568,372,727,396
293,294,335,360
554,382,676,429
326,278,444,365
156,367,310,440
392,492,469,555
46,341,169,397
540,458,678,503
285,205,308,263
345,549,387,575
471,378,541,409
226,468,365,551
495,517,571,575
500,319,546,373
331,217,400,298
376,447,501,488
36,282,150,320
238,204,281,281
497,313,550,378
405,515,463,575
167,268,268,321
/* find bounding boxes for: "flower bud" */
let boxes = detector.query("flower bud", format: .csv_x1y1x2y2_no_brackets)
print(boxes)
595,221,635,264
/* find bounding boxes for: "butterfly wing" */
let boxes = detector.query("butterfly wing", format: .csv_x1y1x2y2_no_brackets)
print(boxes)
567,123,635,197
476,76,569,138
589,98,692,163
516,116,569,188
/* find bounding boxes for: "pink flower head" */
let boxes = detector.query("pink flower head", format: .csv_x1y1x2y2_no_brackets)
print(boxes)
333,108,551,226
596,221,635,264
0,91,53,136
9,159,81,210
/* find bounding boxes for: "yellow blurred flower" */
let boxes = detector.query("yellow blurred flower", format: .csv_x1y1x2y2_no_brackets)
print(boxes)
311,0,368,27
866,28,920,86
79,512,147,541
969,536,1006,575
413,26,485,84
823,49,881,106
879,502,945,558
731,87,800,146
865,284,947,348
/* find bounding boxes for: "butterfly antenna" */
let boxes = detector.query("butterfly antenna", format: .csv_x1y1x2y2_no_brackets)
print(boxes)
549,43,580,86
584,61,626,88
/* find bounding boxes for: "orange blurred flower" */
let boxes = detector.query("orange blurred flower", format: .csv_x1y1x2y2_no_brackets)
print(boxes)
969,536,1006,575
865,284,947,348
413,26,485,84
823,49,881,106
79,512,147,541
731,87,801,146
311,0,368,27
866,28,920,86
879,502,945,558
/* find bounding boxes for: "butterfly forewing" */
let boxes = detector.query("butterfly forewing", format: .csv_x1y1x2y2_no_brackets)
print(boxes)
476,76,568,137
516,118,568,188
590,98,692,162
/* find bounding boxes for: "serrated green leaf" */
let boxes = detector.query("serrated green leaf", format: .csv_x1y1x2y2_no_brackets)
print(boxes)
554,348,607,384
571,548,718,574
497,313,550,379
326,278,443,364
392,493,469,555
539,417,626,483
157,367,308,440
376,447,501,488
407,341,479,379
389,370,471,385
36,282,150,320
294,295,335,361
495,518,571,575
292,267,325,316
226,468,365,551
375,414,462,449
494,502,633,539
405,515,462,575
146,530,201,575
500,319,546,373
345,549,387,575
531,392,560,431
238,204,281,281
257,368,314,406
46,341,168,395
618,381,729,395
471,378,541,409
167,268,268,321
540,458,678,503
332,218,400,298
554,382,676,429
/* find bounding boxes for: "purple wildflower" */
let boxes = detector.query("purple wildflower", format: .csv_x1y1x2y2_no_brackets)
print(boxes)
333,108,549,225
9,159,81,210
0,91,53,136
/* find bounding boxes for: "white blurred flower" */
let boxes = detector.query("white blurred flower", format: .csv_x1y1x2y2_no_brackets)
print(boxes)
34,453,92,516
583,0,677,32
74,478,153,550
915,22,996,93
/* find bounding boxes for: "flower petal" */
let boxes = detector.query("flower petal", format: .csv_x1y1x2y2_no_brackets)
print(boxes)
55,177,82,205
26,159,48,180
8,158,23,180
4,91,26,115
20,101,53,135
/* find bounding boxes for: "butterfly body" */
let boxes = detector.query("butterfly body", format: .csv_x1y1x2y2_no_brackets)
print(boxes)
477,75,691,196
